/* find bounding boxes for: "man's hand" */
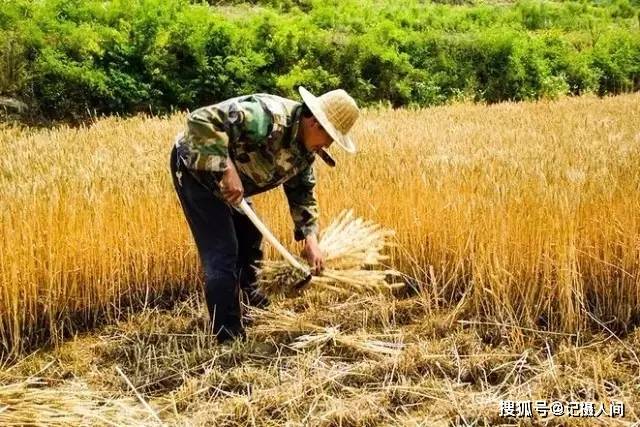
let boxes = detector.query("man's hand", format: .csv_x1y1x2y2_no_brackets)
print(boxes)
219,159,244,206
302,233,324,275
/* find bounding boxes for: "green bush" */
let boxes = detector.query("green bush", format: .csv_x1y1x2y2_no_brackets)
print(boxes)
0,0,638,121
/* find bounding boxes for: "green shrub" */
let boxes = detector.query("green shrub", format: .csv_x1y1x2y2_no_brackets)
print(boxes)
1,0,638,121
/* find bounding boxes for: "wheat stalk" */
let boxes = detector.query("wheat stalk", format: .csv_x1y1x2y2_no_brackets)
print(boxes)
249,307,403,358
0,377,162,426
257,210,402,297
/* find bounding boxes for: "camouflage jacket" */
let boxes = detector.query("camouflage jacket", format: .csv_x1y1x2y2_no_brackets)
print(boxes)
175,93,318,241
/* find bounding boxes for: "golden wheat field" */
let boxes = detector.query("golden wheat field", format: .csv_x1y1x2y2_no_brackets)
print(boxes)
1,94,640,425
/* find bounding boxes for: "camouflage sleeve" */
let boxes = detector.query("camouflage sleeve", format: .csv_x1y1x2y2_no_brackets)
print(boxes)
181,99,271,173
283,165,319,241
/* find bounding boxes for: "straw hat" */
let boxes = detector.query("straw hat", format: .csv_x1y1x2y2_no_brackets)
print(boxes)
298,86,359,153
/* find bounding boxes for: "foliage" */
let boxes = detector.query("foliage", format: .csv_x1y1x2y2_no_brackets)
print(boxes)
0,0,638,120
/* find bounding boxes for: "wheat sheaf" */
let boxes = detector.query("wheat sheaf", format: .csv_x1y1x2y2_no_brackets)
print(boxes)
257,210,404,297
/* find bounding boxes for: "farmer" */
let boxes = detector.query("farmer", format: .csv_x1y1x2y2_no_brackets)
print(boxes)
170,86,360,342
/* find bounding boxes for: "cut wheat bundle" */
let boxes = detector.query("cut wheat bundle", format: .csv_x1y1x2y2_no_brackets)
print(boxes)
257,210,404,297
0,377,162,426
249,307,404,358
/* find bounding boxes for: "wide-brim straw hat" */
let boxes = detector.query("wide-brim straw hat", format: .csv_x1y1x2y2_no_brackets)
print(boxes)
298,86,359,153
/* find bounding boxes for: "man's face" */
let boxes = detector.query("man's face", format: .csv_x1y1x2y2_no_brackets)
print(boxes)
302,116,334,153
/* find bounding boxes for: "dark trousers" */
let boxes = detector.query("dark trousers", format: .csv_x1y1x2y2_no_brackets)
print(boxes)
170,146,266,339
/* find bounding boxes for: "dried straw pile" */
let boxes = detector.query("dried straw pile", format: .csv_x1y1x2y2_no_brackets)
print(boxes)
0,377,161,426
257,210,404,297
249,306,405,358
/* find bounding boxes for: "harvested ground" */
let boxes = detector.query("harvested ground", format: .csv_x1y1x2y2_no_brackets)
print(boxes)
2,287,638,426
